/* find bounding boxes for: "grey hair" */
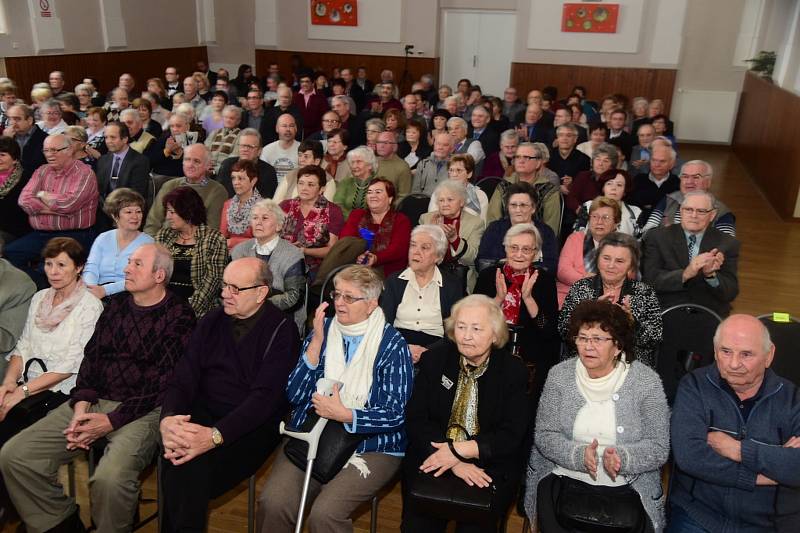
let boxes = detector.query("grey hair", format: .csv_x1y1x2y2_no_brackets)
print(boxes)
595,232,641,274
346,145,377,169
119,108,140,122
434,179,468,204
530,142,551,163
445,295,509,348
556,122,580,136
682,190,717,209
239,127,262,145
500,129,519,144
74,83,93,96
681,159,714,180
223,104,243,119
334,264,384,301
169,112,189,126
446,116,467,130
42,99,61,112
650,141,677,162
412,224,448,261
331,95,351,110
420,74,434,86
444,95,459,106
48,133,71,149
251,198,286,229
632,97,649,109
502,222,542,250
592,142,620,168
365,118,385,132
713,317,774,354
150,243,175,284
64,125,87,142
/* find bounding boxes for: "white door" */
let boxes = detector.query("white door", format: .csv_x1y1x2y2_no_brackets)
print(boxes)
440,10,516,97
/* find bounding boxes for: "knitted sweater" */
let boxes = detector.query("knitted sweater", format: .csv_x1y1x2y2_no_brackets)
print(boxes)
526,358,670,531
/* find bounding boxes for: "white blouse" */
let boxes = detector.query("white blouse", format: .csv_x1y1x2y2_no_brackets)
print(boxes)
7,289,104,395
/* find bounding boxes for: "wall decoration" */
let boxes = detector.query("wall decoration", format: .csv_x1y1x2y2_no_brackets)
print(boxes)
311,0,357,27
561,3,619,33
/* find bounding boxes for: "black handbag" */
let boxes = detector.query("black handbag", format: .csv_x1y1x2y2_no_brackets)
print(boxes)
5,359,69,430
405,468,497,525
555,476,645,532
283,410,367,484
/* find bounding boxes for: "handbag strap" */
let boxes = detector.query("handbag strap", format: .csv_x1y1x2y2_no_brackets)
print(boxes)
22,358,48,383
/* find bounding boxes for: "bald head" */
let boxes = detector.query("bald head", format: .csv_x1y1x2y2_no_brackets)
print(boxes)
222,257,272,318
183,144,210,182
276,113,297,142
713,314,775,399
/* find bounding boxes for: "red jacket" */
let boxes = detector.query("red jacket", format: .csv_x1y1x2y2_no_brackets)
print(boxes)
340,209,411,276
292,90,329,138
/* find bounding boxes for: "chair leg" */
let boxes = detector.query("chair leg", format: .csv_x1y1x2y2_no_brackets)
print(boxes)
67,461,76,497
370,495,378,533
248,474,256,533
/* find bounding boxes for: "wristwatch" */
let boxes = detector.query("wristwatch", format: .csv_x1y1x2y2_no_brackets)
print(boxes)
211,427,224,447
21,385,30,398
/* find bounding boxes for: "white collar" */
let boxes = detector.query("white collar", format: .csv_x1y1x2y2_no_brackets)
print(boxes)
254,235,280,256
399,266,442,290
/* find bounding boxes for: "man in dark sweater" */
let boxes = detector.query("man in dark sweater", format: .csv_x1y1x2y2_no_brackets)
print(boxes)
0,243,196,533
159,257,300,532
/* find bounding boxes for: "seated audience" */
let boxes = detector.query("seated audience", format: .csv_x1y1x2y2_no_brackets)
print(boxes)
420,180,485,290
279,165,345,280
84,188,154,298
231,199,306,330
397,119,431,172
94,121,150,211
557,197,620,306
559,232,662,367
145,144,228,235
643,191,739,317
64,125,96,169
547,122,591,183
198,90,227,134
447,116,485,169
159,257,301,532
576,122,608,159
481,129,519,179
628,144,679,219
383,108,407,144
669,314,800,532
260,113,301,185
333,145,379,218
573,170,642,237
257,265,412,532
630,96,649,135
148,112,194,183
525,300,669,532
428,154,488,221
0,137,29,240
273,140,337,203
411,132,454,197
321,128,351,182
0,243,196,533
155,187,227,318
220,160,261,251
215,128,278,199
629,123,655,176
0,237,36,370
36,100,67,135
428,109,451,145
402,294,529,531
84,106,108,161
204,105,242,174
119,108,156,154
564,142,618,213
376,130,413,204
380,224,464,362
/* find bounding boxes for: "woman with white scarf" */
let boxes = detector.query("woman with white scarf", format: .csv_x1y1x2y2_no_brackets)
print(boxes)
258,265,413,533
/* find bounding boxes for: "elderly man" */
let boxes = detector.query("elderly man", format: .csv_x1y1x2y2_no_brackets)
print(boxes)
119,108,156,154
263,86,303,145
669,314,800,532
502,87,525,121
368,82,402,115
641,159,735,236
629,143,680,217
401,94,424,124
182,76,207,117
48,71,65,97
3,103,47,185
306,110,341,147
204,105,242,174
5,134,98,285
148,112,197,184
468,104,499,156
412,132,454,196
0,243,196,533
643,191,739,317
448,116,484,169
145,144,228,235
260,113,301,186
517,103,554,146
630,123,656,176
376,130,412,203
0,236,36,375
293,71,329,138
331,95,363,146
216,128,278,198
481,129,518,179
95,121,150,205
104,88,130,122
547,122,590,182
159,257,299,532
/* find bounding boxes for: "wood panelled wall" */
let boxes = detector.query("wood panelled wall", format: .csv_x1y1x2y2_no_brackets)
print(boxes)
732,72,800,220
510,63,677,114
5,47,208,99
255,50,438,95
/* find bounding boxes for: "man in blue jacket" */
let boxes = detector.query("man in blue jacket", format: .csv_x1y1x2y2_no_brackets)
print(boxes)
669,314,800,532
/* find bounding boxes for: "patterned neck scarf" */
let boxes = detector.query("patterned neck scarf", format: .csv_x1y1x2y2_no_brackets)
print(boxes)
500,263,532,325
35,280,87,333
324,152,346,178
446,355,490,442
0,161,22,198
583,231,599,274
226,189,262,235
281,196,332,271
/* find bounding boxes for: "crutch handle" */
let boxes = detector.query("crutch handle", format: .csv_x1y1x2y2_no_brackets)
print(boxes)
279,416,329,460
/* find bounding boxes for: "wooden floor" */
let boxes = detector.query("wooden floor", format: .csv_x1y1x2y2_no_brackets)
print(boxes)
3,145,798,533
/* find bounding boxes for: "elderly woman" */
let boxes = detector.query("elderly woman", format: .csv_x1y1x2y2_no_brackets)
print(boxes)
574,170,642,238
447,116,485,167
383,108,407,143
631,97,650,135
557,197,621,307
155,187,227,318
322,128,351,182
64,126,95,168
421,180,485,291
333,145,379,218
397,119,431,172
481,129,518,179
36,99,67,135
380,224,465,363
84,188,154,299
0,237,103,445
428,109,451,145
576,122,608,160
232,199,306,330
526,300,669,532
364,118,385,150
428,154,488,221
280,165,345,280
565,143,618,213
0,137,28,240
84,106,107,160
401,294,529,531
258,265,412,532
560,232,662,367
474,224,560,390
73,84,93,118
220,159,261,251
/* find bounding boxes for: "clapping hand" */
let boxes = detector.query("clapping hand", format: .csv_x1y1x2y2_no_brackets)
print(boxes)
494,268,507,304
603,447,622,481
584,439,599,480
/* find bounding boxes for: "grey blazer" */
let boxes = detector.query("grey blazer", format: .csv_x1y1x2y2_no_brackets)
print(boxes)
525,358,670,532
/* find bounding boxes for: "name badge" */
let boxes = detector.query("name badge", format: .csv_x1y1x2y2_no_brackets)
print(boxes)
441,375,453,390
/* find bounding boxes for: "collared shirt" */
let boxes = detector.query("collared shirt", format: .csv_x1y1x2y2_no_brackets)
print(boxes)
18,160,99,231
300,88,315,106
14,129,33,151
648,172,670,187
254,235,280,256
393,267,444,337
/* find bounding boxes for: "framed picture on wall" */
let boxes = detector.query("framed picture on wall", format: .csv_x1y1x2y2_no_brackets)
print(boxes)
311,0,358,27
561,3,619,33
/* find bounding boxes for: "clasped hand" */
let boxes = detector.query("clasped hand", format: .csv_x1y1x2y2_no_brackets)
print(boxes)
160,415,214,465
420,441,492,488
64,410,114,451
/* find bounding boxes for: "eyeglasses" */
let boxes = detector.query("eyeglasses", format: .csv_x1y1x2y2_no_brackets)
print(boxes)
508,202,533,210
574,335,614,346
513,155,542,161
221,282,265,295
322,119,340,124
680,206,715,215
590,214,613,222
679,173,710,181
42,147,69,154
506,245,537,255
239,143,259,150
330,290,367,304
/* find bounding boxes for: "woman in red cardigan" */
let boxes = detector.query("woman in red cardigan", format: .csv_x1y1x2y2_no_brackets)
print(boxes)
339,177,411,277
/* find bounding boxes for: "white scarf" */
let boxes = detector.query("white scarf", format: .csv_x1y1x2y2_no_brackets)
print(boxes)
575,357,629,403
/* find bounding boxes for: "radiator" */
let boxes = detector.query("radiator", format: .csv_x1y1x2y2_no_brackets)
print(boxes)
672,89,741,144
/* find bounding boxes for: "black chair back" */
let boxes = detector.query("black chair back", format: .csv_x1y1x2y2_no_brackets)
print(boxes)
318,263,355,317
476,176,503,199
657,304,722,404
398,193,432,227
758,314,800,386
